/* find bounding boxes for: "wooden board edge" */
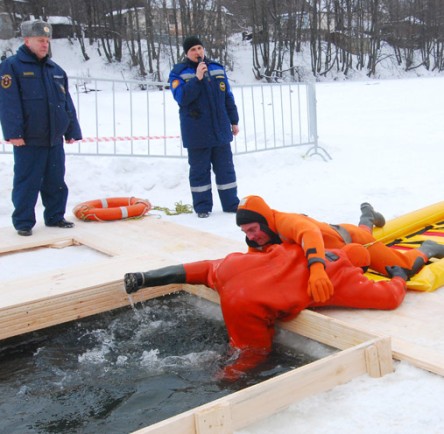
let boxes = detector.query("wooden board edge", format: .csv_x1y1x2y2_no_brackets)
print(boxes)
130,336,392,434
391,337,444,377
0,284,183,340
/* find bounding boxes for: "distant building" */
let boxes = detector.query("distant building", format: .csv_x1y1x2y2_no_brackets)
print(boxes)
110,1,233,40
47,16,76,39
0,0,29,39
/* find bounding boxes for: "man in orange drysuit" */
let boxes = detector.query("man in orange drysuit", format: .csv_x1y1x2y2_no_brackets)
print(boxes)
236,195,444,304
124,242,407,380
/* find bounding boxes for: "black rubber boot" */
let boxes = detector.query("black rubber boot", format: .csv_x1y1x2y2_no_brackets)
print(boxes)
359,202,386,229
124,264,186,294
418,240,444,260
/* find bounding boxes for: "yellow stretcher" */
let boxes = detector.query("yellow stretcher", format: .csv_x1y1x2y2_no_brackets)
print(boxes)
368,201,444,291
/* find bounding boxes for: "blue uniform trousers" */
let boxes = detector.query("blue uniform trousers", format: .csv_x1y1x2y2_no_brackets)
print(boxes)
12,144,68,230
187,145,239,213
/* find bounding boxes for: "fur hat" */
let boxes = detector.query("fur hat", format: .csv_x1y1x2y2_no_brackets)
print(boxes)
21,20,52,38
183,36,203,54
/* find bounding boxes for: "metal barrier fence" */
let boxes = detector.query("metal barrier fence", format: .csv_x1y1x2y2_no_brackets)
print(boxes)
0,77,331,160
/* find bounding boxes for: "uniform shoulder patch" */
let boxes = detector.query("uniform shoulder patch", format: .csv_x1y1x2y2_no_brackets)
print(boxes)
1,74,12,89
219,82,226,92
172,79,180,89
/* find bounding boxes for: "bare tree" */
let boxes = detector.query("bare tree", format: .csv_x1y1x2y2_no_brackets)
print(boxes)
8,0,444,80
67,0,90,61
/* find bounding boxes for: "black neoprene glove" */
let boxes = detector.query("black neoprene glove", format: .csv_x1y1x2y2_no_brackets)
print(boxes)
385,265,409,281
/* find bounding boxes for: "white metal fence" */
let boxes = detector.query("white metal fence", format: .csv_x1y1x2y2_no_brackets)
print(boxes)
0,77,331,160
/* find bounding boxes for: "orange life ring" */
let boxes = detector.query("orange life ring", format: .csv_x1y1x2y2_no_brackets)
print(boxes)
73,197,151,221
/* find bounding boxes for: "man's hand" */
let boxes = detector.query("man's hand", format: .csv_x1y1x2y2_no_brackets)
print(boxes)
8,138,25,146
307,262,334,303
232,125,239,136
196,61,207,80
385,265,409,281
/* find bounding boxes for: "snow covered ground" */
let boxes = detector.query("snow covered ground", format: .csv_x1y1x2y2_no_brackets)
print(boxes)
1,38,444,433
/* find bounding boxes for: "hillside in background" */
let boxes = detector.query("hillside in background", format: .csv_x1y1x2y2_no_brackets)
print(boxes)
2,32,444,84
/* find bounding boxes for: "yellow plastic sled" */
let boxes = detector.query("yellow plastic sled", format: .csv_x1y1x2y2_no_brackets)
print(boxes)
367,201,444,292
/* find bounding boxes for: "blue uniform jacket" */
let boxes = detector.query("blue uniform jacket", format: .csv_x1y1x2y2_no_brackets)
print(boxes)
169,57,239,149
0,44,82,147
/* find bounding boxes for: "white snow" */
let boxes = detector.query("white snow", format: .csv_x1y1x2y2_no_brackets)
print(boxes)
1,38,444,433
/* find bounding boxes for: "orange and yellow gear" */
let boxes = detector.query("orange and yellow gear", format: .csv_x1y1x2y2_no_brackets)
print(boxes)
236,195,428,276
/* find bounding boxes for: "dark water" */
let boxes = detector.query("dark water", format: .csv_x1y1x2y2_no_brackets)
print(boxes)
0,293,331,434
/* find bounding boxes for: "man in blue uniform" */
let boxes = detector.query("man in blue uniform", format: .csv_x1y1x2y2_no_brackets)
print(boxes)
0,20,82,236
169,36,240,218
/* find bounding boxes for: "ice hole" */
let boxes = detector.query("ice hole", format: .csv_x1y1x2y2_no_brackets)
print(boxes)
0,293,336,433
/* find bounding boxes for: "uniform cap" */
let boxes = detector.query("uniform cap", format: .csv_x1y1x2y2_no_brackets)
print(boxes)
21,20,52,38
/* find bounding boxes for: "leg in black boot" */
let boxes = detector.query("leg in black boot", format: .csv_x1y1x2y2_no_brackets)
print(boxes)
124,265,186,294
419,240,444,260
359,202,386,230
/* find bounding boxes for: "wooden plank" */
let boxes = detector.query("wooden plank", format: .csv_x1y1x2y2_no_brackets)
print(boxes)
195,404,232,434
319,289,444,376
131,338,389,434
373,337,394,376
0,254,170,307
0,216,244,259
183,284,221,305
0,283,182,340
63,216,245,259
365,345,381,377
47,239,78,249
277,309,377,349
361,337,393,379
391,338,444,377
0,231,74,254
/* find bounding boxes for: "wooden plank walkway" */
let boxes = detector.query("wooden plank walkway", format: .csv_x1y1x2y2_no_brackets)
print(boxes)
0,216,244,339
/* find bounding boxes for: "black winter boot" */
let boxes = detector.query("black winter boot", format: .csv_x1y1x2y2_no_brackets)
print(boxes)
418,240,444,260
359,202,386,229
124,264,186,294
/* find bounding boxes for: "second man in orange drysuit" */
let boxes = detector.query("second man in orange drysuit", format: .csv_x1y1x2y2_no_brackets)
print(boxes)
236,195,444,304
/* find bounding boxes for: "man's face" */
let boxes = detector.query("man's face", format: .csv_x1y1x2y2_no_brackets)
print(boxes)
186,45,205,62
240,222,271,246
25,36,50,60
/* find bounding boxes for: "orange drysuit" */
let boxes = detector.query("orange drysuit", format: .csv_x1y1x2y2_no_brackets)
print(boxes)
183,243,406,378
236,195,428,276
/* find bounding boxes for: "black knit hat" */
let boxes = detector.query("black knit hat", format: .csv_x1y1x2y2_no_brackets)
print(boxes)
183,36,204,54
236,209,267,227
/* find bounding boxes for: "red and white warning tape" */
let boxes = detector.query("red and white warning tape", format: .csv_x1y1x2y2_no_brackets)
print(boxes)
0,135,180,145
80,135,181,142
